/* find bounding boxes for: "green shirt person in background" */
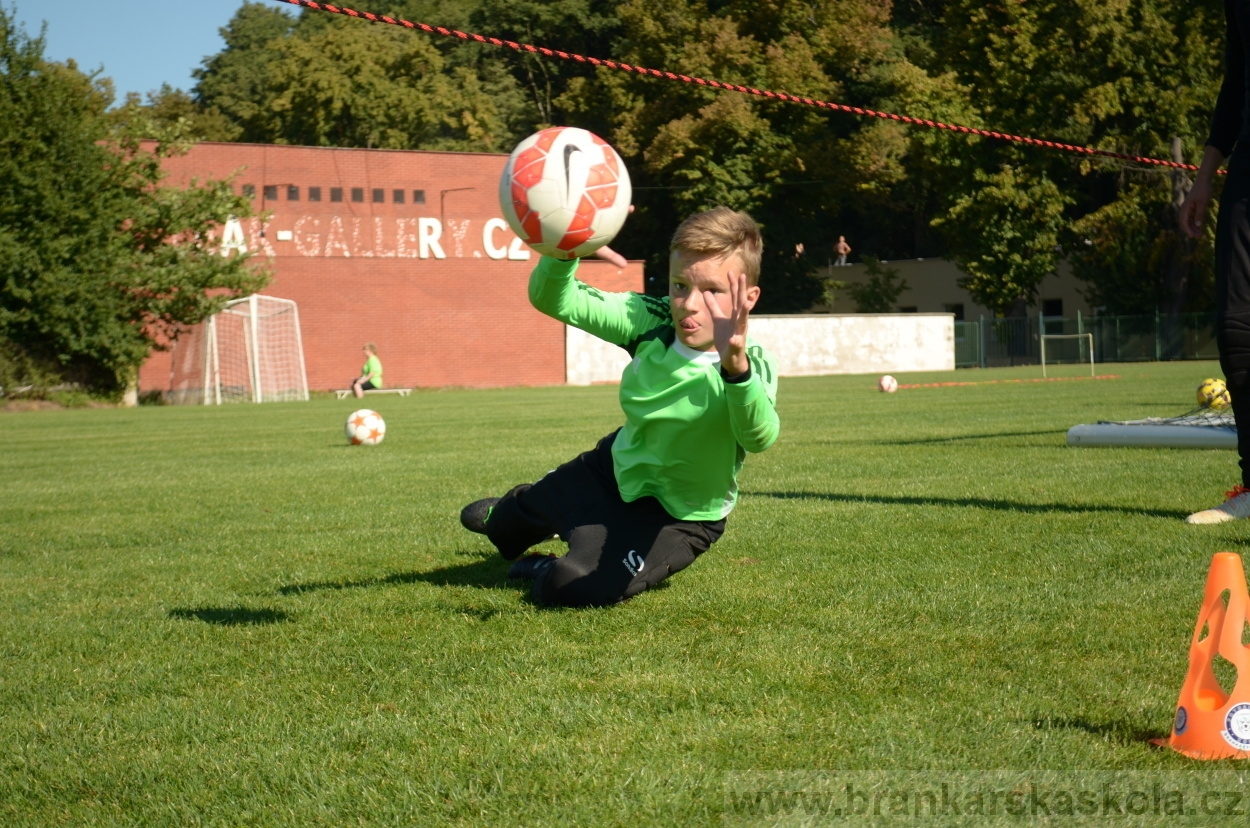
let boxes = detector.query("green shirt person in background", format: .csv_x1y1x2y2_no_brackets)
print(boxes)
352,343,383,398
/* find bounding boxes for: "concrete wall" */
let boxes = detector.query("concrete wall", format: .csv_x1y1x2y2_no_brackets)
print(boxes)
817,257,1092,320
565,313,955,385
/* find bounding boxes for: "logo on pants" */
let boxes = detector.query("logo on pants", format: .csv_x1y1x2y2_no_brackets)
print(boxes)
623,549,644,577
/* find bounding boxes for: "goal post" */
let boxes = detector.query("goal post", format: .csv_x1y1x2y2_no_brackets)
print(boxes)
167,295,309,404
1040,333,1094,378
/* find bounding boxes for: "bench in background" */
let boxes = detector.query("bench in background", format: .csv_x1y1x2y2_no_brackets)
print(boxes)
334,388,413,400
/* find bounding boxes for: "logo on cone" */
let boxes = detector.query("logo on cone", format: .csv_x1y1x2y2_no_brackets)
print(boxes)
1224,703,1250,750
1159,552,1250,760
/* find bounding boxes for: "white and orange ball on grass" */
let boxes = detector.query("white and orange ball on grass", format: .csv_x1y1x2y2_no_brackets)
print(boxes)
346,409,386,446
878,375,899,393
499,127,632,260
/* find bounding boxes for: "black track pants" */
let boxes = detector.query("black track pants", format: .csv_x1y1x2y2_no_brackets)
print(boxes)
484,430,725,607
1216,166,1250,485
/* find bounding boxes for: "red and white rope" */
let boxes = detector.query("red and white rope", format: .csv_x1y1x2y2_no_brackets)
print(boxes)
275,0,1209,174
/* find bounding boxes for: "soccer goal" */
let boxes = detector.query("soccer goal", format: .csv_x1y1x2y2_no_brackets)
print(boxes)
167,295,309,404
1040,333,1094,377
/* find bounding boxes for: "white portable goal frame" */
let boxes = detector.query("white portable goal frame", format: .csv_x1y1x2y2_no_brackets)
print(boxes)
168,295,310,404
1067,409,1237,449
1040,333,1094,377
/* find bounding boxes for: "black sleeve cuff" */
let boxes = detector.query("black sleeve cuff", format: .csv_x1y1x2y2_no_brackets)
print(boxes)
721,365,752,384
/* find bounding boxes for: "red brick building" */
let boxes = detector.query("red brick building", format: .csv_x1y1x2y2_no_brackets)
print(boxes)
138,142,642,394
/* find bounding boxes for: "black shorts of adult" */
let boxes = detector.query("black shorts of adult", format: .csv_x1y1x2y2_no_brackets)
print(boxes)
354,379,377,391
484,430,726,607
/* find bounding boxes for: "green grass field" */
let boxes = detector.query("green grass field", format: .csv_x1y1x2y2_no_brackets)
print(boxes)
3,361,1249,825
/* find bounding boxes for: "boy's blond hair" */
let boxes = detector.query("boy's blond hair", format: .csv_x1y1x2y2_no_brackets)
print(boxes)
670,207,763,285
364,342,378,355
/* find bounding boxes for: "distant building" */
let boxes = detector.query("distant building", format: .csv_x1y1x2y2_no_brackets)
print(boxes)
138,142,641,395
812,257,1093,321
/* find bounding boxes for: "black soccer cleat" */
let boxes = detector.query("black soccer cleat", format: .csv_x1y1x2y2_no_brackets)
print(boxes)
507,554,557,580
459,498,500,535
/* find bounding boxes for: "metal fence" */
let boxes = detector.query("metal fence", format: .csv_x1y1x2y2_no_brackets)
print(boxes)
953,312,1219,368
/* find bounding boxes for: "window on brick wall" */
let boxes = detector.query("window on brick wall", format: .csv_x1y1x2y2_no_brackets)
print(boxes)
242,184,255,198
413,190,426,204
372,188,384,203
351,187,364,203
263,185,278,201
393,189,405,204
309,186,321,202
287,185,299,201
330,187,343,202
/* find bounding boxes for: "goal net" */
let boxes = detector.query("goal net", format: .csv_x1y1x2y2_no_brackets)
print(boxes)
1067,407,1236,449
167,295,309,404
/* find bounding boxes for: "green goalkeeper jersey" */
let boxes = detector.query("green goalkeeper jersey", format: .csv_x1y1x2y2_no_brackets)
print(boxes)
529,256,779,521
362,355,383,389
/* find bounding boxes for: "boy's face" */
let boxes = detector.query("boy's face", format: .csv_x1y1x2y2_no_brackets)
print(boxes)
668,250,760,351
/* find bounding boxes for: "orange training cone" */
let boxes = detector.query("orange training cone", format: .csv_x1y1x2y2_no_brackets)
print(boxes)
1161,552,1250,759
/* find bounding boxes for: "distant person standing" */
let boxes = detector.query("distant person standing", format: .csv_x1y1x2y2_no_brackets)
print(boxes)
834,235,851,266
352,343,383,399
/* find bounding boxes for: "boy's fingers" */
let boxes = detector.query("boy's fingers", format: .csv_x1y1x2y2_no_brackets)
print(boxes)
704,290,726,320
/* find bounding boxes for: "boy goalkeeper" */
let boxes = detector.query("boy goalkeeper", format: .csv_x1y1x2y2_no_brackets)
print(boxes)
459,206,779,606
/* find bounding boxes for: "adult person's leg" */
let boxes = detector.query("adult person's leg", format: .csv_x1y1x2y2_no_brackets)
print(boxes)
1190,168,1250,522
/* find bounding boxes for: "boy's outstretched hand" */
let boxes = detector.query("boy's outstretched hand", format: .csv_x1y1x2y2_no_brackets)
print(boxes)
705,270,758,377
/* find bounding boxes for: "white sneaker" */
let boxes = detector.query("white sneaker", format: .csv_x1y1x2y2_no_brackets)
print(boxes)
1187,486,1250,524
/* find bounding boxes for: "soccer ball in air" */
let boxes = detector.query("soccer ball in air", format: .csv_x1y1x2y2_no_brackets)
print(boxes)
346,409,386,446
499,126,632,260
878,375,899,393
1197,378,1231,411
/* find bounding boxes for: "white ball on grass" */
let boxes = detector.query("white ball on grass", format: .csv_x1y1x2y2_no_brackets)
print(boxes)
346,409,386,446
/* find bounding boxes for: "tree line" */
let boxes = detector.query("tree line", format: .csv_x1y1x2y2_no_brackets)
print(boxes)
0,0,1228,393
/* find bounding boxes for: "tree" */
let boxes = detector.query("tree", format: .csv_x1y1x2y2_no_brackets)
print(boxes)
0,10,267,395
845,257,910,313
467,0,621,130
931,166,1070,315
112,85,242,143
192,1,297,143
1069,179,1216,316
920,0,1224,314
193,1,528,152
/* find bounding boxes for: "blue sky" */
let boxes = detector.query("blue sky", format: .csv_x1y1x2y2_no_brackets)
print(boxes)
13,0,292,101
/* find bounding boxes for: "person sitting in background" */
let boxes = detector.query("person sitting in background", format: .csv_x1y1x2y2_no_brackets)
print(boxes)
351,343,383,399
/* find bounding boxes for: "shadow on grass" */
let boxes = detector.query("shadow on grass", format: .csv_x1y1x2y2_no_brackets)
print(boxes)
1030,715,1167,746
278,552,514,596
878,428,1068,446
169,606,290,625
747,491,1189,520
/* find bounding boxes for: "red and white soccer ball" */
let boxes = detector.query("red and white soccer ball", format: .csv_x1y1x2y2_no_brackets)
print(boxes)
499,126,632,260
878,375,898,393
346,409,386,446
